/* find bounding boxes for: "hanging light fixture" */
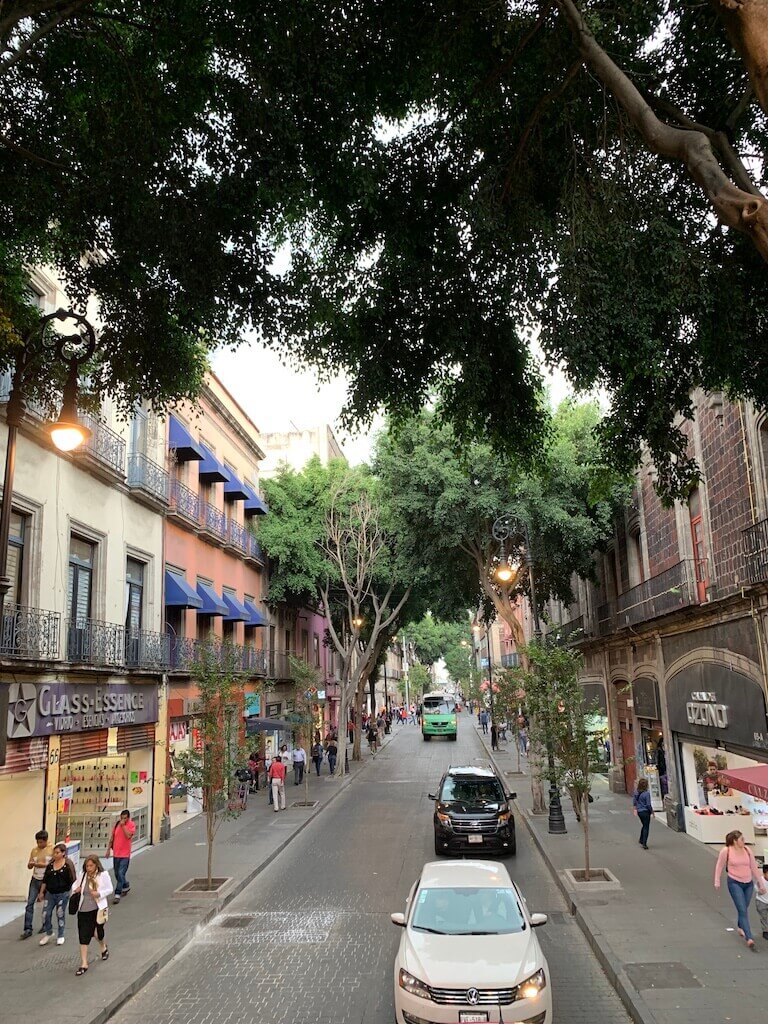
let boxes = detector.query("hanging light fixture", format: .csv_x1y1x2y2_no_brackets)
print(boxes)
48,360,92,451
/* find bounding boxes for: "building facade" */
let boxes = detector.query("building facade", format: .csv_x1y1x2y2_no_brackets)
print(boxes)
258,424,345,478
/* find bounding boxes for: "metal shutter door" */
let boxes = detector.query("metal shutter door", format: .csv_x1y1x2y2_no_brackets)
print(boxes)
59,730,108,763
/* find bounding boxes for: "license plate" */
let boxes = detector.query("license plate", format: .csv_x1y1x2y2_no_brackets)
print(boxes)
460,1013,488,1023
467,834,483,844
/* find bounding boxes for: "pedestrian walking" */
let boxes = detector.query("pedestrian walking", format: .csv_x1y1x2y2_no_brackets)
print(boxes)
632,778,654,850
516,714,529,755
248,749,262,792
20,830,53,939
107,809,135,903
269,754,287,811
38,843,75,946
326,737,338,775
756,863,768,939
279,742,291,767
265,750,275,805
367,722,378,756
292,742,307,785
491,721,499,750
311,740,324,776
480,709,489,734
72,856,113,975
714,829,766,950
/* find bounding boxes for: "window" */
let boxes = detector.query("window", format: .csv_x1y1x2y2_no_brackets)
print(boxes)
67,536,95,660
627,531,644,589
688,487,709,602
603,551,619,602
313,633,321,667
269,625,276,674
6,511,28,607
125,558,145,664
301,629,309,661
284,628,291,654
223,619,235,644
411,886,525,937
129,407,148,456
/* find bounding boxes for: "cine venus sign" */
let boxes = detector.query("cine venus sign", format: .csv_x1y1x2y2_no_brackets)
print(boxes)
7,681,159,739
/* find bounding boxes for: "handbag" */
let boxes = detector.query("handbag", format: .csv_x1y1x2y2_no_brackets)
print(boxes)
96,906,109,925
68,891,81,915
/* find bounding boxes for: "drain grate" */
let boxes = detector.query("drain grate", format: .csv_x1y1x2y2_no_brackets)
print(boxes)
291,800,319,808
219,916,253,929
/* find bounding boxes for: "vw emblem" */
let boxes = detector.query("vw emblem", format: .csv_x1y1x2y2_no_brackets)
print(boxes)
466,988,480,1005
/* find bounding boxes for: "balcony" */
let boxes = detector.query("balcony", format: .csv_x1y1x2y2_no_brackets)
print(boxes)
555,616,587,646
239,645,267,676
124,628,171,670
244,532,265,564
66,618,170,669
168,637,267,677
169,478,200,527
743,518,768,584
127,453,170,507
225,519,248,555
0,603,60,659
75,413,126,477
267,649,297,680
200,501,226,543
598,560,703,635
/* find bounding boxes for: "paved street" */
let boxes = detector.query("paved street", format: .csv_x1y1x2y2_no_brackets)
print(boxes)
112,718,629,1024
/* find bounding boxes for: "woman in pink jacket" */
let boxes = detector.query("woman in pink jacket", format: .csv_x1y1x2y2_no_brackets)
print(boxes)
714,830,766,950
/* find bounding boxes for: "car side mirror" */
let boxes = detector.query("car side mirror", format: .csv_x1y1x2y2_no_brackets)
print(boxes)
507,792,517,801
530,913,547,928
428,793,436,800
390,912,407,927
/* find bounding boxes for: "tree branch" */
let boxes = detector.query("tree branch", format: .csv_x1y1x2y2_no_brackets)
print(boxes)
556,0,768,262
714,0,768,117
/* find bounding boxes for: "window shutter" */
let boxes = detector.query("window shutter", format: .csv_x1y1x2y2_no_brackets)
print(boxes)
116,723,155,752
59,730,108,763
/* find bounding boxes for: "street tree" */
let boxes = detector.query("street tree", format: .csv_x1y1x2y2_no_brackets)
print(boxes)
170,644,245,892
289,655,323,808
408,663,432,698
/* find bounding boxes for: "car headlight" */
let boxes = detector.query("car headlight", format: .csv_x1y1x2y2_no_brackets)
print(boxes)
436,812,452,826
399,968,431,1000
518,968,547,1000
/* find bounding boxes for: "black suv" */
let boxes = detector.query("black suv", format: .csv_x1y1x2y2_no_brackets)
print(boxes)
430,764,516,857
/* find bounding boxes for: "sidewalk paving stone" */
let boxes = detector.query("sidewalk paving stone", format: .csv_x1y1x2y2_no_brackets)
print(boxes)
475,723,763,1024
0,732,395,1024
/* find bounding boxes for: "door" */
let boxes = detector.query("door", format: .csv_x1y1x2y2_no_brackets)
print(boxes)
124,558,144,665
67,537,94,660
688,488,709,602
620,724,637,795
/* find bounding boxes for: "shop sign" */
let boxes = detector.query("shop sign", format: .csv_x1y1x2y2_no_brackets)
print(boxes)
244,692,261,717
7,681,159,739
266,702,281,718
667,664,768,748
170,721,188,742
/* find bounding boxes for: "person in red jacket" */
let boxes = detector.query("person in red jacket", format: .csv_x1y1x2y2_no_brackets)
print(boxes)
268,755,287,812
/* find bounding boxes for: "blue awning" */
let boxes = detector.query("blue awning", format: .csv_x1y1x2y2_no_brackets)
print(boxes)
197,443,229,483
223,474,250,502
244,599,268,627
168,415,204,462
195,581,228,616
165,570,203,609
243,483,268,516
222,592,250,622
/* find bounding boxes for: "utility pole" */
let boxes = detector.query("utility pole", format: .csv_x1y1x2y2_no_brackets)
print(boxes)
402,633,410,710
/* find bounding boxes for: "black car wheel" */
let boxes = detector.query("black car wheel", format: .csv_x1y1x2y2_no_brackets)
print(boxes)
434,834,445,856
423,733,431,741
505,835,517,856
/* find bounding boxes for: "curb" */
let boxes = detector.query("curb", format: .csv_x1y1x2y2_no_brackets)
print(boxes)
90,734,395,1024
473,726,660,1024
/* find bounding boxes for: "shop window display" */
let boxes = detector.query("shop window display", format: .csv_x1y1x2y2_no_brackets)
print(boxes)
58,754,149,851
680,743,763,847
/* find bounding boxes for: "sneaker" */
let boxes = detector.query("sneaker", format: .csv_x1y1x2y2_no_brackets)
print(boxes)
56,937,65,946
39,935,50,945
113,895,121,904
20,930,32,940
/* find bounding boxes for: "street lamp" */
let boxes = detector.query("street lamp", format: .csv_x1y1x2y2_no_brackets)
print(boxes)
492,512,567,835
0,308,96,634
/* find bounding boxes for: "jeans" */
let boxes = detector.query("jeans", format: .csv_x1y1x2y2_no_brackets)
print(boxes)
113,856,131,896
313,756,322,776
24,878,43,933
43,891,69,938
728,877,755,941
481,721,488,734
328,754,337,774
638,810,651,847
293,763,304,785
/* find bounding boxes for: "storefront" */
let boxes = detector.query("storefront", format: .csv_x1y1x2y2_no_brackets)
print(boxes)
167,696,203,828
667,663,768,846
582,682,611,770
632,676,667,811
6,679,159,862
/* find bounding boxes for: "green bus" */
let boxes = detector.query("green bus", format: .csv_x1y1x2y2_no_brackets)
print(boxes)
422,691,458,741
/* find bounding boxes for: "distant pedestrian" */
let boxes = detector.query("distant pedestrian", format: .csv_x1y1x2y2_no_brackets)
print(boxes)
756,863,768,939
292,743,307,785
714,829,766,950
72,855,113,975
107,809,136,903
632,778,653,849
279,743,291,767
480,709,489,734
326,738,338,775
491,721,499,750
21,830,53,939
248,750,261,792
269,756,287,811
38,843,75,946
311,740,324,776
265,750,275,804
367,723,378,756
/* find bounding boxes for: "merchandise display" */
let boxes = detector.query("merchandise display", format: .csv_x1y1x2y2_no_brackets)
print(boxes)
58,755,149,850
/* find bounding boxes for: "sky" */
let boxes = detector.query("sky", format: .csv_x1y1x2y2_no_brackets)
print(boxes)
212,339,573,467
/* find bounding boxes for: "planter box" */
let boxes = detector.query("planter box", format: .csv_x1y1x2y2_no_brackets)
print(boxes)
683,807,755,845
172,876,233,898
562,867,621,892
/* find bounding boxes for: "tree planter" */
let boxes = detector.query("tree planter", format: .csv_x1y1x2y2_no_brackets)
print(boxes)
173,877,233,898
562,867,621,892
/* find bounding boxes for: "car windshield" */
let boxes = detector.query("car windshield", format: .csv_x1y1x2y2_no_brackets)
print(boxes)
411,887,525,935
424,698,455,715
440,777,505,803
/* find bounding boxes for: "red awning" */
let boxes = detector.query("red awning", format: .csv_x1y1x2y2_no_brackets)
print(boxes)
718,766,768,802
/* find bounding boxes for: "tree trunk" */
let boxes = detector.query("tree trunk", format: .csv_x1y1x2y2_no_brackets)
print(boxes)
528,749,547,814
352,685,364,760
582,787,590,882
715,0,768,116
206,795,215,890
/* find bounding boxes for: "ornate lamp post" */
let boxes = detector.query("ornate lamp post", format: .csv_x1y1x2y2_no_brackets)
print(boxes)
0,309,95,643
491,513,566,835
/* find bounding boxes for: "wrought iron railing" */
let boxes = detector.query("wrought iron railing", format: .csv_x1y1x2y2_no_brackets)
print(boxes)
201,501,226,540
226,519,248,554
555,615,586,646
169,478,200,525
597,560,703,635
76,413,126,475
596,602,616,637
744,518,768,584
127,453,170,504
124,628,171,670
266,649,296,680
66,618,126,667
0,603,61,659
246,533,264,562
240,645,267,675
168,636,267,676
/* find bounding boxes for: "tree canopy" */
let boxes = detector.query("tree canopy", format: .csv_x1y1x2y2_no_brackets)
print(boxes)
4,2,768,486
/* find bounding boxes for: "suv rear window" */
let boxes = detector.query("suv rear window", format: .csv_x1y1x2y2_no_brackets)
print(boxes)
440,776,505,803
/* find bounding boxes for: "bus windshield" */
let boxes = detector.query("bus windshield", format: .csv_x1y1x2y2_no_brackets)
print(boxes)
423,696,456,716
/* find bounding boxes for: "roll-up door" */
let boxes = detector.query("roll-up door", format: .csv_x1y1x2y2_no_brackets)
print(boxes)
116,723,155,752
0,737,48,777
59,730,108,763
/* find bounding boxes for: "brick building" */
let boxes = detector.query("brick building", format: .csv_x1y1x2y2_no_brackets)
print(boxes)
547,391,768,848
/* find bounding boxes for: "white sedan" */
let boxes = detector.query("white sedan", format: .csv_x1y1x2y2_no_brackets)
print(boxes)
391,860,552,1024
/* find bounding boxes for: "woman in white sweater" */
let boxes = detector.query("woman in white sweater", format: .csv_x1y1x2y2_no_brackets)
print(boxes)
72,855,113,975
